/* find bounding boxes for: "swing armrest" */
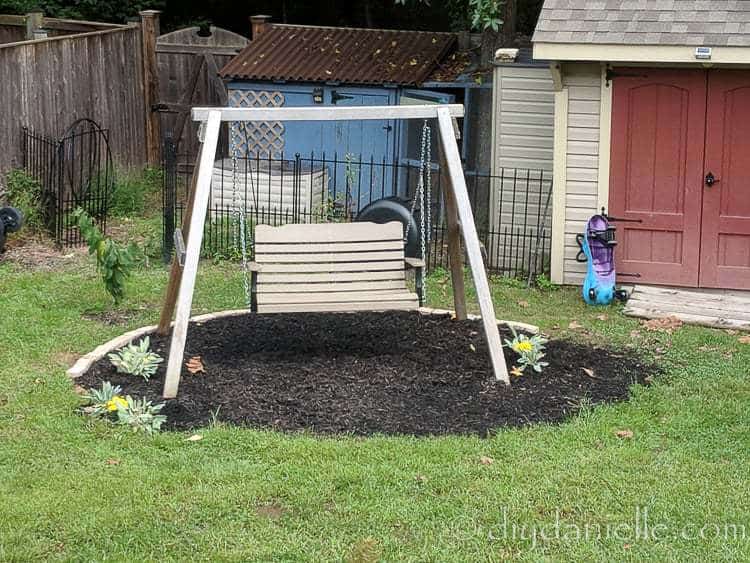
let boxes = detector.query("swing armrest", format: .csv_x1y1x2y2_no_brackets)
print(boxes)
247,262,263,272
405,257,426,268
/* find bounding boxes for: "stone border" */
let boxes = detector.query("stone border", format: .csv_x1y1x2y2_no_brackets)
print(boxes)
67,308,539,380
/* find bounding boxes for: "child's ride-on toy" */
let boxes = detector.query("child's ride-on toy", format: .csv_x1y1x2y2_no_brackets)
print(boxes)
576,213,628,305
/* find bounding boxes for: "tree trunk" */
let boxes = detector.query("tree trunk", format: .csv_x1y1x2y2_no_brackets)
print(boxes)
502,0,518,45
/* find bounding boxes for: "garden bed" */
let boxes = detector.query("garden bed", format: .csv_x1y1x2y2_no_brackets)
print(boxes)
76,311,654,436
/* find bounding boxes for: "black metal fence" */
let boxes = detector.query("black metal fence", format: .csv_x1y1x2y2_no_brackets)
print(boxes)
21,118,113,246
162,138,552,278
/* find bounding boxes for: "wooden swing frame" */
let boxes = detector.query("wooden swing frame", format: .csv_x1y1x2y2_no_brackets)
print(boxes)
158,104,509,398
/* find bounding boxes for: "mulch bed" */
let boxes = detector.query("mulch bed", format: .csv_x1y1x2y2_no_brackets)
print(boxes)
77,311,655,437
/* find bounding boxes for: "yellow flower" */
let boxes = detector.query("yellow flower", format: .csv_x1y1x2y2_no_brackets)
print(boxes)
513,341,534,354
106,396,128,412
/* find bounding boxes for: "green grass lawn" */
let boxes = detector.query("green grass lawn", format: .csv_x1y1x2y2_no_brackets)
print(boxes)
1,254,749,561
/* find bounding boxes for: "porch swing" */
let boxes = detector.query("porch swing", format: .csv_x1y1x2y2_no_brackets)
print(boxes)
157,104,509,398
225,120,433,314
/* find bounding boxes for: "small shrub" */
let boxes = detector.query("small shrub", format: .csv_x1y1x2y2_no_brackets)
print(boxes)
4,169,44,233
115,396,166,434
82,381,125,416
504,327,549,374
108,336,163,380
74,208,138,304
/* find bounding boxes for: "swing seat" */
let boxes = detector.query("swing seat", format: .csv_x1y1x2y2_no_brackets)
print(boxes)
249,221,423,313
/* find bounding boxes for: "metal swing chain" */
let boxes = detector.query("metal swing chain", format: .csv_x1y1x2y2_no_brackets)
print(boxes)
230,122,252,308
404,120,431,304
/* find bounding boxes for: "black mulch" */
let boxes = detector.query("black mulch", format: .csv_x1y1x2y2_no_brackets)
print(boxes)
77,311,655,437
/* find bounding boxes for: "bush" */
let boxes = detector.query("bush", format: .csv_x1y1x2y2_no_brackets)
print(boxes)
108,167,162,218
4,169,44,233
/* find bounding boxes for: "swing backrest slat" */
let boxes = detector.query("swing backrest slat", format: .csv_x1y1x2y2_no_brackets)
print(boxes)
253,221,419,314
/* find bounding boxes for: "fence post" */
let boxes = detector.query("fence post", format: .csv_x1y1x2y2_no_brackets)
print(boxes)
140,10,162,166
25,11,43,40
162,135,176,263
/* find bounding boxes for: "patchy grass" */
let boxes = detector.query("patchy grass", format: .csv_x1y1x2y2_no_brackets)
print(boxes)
1,258,749,560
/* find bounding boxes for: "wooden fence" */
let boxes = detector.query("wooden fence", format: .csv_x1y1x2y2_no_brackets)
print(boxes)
0,13,152,186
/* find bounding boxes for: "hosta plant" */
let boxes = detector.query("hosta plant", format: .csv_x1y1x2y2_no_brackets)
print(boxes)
108,336,163,380
504,327,549,374
82,381,126,416
115,396,167,435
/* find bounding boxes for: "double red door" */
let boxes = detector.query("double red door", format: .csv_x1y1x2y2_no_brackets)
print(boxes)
609,69,750,290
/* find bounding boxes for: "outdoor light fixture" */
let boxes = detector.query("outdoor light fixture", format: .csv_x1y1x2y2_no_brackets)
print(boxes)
312,88,324,104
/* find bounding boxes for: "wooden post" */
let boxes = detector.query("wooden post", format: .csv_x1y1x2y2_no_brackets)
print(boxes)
163,111,221,398
438,139,468,320
25,11,43,40
156,149,203,336
140,10,161,166
436,107,509,384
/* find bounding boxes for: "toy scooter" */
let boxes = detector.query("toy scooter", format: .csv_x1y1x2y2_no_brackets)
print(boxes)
576,213,628,305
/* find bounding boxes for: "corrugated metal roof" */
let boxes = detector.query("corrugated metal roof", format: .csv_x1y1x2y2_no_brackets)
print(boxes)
219,24,457,86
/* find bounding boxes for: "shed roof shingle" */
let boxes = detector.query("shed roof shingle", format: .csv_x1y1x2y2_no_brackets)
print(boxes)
219,24,457,86
533,0,750,47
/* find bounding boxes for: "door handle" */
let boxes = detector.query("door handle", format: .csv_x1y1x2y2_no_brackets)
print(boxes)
705,172,718,187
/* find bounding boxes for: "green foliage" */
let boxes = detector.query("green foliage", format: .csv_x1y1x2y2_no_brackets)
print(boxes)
0,0,165,23
395,0,503,31
73,208,138,305
4,169,44,233
115,395,166,434
535,273,557,291
109,168,162,218
81,381,123,416
108,336,163,380
504,326,548,374
469,0,504,31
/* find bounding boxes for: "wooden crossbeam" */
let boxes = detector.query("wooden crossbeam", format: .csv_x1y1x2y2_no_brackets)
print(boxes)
191,104,465,122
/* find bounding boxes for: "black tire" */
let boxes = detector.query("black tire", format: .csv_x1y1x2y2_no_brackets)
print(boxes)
0,226,6,253
0,207,23,233
355,197,420,258
588,288,597,302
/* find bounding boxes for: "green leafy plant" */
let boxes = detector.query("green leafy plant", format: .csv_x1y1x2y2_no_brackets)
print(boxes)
4,169,44,233
81,381,127,416
504,327,548,374
469,0,504,31
535,273,557,291
108,336,163,380
109,167,163,217
115,396,166,435
73,208,138,304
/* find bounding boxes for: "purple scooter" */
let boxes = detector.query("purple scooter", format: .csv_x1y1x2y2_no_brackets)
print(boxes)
576,213,629,305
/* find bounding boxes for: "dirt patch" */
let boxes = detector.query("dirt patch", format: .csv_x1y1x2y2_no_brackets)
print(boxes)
255,503,286,520
0,236,87,271
77,311,656,437
81,307,150,327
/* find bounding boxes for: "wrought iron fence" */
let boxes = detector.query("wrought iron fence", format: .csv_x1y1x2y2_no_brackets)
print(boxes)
21,118,113,246
162,138,552,279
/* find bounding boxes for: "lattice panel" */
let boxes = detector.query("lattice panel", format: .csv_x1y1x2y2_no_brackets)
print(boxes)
228,89,285,159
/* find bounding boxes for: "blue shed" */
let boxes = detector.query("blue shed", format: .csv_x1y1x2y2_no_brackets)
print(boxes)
217,17,459,207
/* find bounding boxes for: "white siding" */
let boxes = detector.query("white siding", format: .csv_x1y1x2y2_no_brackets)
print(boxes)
490,64,555,272
562,64,601,285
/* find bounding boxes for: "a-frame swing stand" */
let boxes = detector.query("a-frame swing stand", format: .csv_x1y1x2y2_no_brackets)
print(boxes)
157,105,509,398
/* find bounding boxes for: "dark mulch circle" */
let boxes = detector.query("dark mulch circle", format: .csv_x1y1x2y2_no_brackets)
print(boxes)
77,311,655,437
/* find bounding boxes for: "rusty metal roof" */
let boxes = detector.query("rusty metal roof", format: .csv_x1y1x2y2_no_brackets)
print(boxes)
219,24,457,86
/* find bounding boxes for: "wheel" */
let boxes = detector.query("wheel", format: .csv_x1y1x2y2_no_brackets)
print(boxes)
615,289,630,302
588,288,597,302
0,207,23,233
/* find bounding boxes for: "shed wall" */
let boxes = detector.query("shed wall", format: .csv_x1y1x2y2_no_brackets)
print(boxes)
490,64,555,271
562,63,601,284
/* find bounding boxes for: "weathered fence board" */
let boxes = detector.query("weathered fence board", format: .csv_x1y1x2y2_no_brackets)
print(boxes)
156,25,248,157
0,24,147,185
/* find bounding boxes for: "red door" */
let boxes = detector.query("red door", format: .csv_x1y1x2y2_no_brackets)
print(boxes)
700,71,750,290
609,69,707,286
